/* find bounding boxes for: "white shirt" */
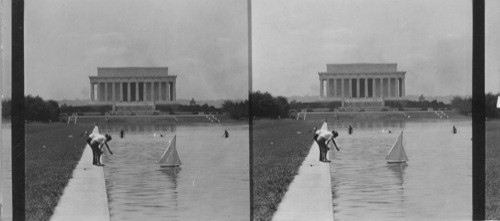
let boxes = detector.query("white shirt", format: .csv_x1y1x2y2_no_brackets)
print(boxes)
89,134,107,144
317,131,333,141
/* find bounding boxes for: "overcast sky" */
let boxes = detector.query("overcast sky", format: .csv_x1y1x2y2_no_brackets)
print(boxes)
21,0,248,100
1,1,499,100
486,0,500,94
253,0,479,97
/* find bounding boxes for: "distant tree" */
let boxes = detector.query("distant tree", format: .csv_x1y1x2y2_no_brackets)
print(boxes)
47,100,61,121
2,99,11,119
250,91,291,119
450,96,472,115
24,95,62,122
275,96,290,118
222,100,248,120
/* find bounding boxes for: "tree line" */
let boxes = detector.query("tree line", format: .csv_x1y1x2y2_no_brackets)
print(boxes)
221,100,249,120
1,93,499,121
448,93,500,118
2,95,62,122
222,91,290,120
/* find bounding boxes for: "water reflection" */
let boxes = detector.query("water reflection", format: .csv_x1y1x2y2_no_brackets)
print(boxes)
330,120,471,221
159,167,181,221
102,125,177,136
387,163,406,187
386,163,407,205
102,124,249,221
332,120,406,131
1,124,12,221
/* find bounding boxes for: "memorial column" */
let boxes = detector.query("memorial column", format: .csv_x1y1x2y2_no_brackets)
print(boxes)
341,78,344,98
372,78,376,98
112,81,115,102
348,78,352,98
100,82,104,101
150,81,155,102
166,81,170,101
396,78,400,97
160,81,164,101
356,77,360,98
104,81,108,102
120,82,123,102
143,81,147,101
172,82,176,101
134,81,139,102
95,83,98,101
332,79,336,98
157,81,160,101
402,77,405,97
365,78,368,98
320,79,324,98
127,81,131,102
90,83,94,102
325,79,330,98
380,78,384,98
389,78,393,98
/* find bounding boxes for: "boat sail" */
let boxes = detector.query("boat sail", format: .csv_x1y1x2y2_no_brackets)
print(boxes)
158,135,182,167
386,131,408,163
91,125,99,135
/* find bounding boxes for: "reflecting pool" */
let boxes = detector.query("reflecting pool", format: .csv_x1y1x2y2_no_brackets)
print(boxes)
100,123,249,221
329,120,471,221
1,123,12,221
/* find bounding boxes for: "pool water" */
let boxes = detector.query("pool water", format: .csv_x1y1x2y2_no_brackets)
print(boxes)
100,123,249,221
329,120,471,221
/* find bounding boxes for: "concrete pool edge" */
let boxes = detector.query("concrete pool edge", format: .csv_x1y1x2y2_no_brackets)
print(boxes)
272,122,335,221
50,145,111,221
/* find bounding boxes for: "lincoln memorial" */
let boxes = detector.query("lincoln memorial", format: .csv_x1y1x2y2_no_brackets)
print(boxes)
89,67,177,104
318,63,406,101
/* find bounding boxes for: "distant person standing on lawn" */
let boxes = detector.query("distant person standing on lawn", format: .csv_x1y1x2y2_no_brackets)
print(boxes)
120,129,125,138
87,133,113,166
315,130,340,162
348,125,353,135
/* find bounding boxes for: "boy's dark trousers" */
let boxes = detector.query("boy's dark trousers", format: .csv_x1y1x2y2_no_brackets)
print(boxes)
89,141,102,165
316,137,329,161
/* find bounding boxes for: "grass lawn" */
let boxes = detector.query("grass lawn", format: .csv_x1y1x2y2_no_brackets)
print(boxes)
486,120,500,220
25,123,94,221
252,119,324,221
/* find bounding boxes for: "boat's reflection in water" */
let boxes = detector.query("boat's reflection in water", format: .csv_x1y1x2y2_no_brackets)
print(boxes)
159,167,181,221
386,163,407,202
102,124,249,221
329,120,471,221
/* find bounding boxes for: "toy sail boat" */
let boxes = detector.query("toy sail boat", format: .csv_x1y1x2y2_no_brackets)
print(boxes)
386,131,408,163
158,135,182,167
91,125,99,135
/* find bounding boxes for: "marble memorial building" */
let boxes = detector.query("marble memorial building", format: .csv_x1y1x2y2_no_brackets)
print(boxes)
318,63,406,101
89,67,177,104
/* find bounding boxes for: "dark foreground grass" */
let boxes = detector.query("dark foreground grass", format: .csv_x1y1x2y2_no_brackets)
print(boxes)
252,119,324,221
25,123,94,221
486,120,500,220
